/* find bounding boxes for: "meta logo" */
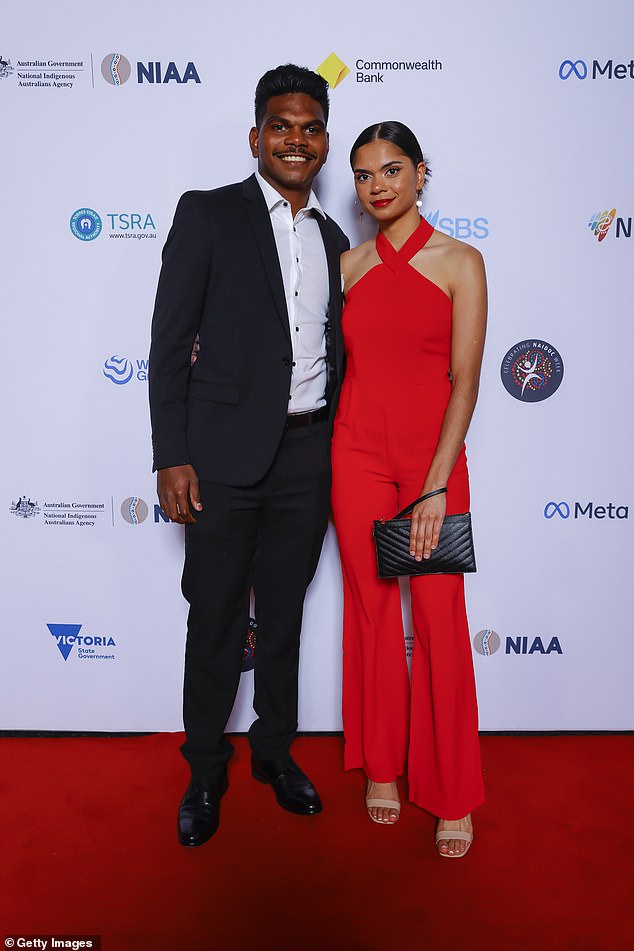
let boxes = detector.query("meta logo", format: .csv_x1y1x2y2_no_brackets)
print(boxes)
544,501,629,520
103,355,148,384
70,208,102,241
424,210,489,240
588,209,631,242
559,58,634,80
473,629,563,656
47,623,116,662
101,52,201,85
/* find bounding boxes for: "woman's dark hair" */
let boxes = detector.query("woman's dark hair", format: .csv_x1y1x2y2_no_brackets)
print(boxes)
349,121,431,186
254,64,330,128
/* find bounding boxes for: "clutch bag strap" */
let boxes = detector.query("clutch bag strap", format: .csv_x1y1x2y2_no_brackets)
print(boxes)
393,487,447,520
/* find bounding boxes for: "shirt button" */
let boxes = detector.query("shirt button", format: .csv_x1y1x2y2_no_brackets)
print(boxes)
282,357,291,366
295,327,299,332
294,291,298,297
283,202,288,207
296,257,299,263
292,361,296,367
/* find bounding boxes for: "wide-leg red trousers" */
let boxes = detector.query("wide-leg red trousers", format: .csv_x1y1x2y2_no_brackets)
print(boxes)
331,380,485,820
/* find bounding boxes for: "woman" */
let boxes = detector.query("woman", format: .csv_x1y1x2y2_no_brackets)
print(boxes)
331,122,487,857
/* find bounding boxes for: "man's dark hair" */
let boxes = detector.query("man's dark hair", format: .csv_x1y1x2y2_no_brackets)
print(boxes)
254,64,330,128
350,121,431,187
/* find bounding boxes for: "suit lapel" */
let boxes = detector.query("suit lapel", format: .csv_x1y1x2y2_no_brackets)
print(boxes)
316,213,343,388
242,175,290,342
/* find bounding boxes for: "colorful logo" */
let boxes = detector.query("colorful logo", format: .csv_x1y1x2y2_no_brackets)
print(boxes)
559,59,587,80
316,53,350,88
101,52,132,86
473,629,501,656
500,339,564,403
70,208,102,241
9,496,41,518
588,208,616,242
103,355,133,384
121,497,149,524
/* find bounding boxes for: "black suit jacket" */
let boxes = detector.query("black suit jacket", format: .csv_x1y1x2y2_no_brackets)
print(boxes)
149,174,349,486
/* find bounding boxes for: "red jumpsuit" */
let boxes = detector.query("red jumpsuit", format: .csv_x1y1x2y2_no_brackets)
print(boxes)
331,217,484,819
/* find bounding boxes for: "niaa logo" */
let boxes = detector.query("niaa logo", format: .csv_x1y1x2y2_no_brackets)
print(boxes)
101,53,132,85
103,355,133,384
70,208,102,241
474,628,562,656
121,497,149,524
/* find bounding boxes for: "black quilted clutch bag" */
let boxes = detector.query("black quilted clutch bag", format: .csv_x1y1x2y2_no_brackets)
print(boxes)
373,488,476,578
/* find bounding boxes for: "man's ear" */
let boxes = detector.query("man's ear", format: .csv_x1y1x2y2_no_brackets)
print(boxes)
249,126,259,158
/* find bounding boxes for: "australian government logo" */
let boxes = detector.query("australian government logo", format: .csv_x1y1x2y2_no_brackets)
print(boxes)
6,57,86,89
316,51,441,87
0,53,15,80
10,496,41,518
500,339,564,402
9,495,106,527
473,629,562,656
47,623,116,662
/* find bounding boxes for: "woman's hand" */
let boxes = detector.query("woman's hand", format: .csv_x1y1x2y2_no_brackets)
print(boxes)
409,491,447,562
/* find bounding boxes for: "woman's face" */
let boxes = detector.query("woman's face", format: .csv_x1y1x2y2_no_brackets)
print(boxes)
352,139,425,222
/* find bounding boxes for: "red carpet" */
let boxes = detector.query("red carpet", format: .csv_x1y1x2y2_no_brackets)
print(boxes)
1,734,632,951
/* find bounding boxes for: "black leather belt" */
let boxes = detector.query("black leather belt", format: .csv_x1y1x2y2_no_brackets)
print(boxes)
285,405,329,429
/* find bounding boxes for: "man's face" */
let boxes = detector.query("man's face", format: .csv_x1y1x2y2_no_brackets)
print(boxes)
249,93,329,197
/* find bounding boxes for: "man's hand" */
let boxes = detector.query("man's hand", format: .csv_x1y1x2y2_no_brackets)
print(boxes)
157,465,202,524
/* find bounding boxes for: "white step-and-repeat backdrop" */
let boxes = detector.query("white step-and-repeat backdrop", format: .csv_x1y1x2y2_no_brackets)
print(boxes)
2,0,632,731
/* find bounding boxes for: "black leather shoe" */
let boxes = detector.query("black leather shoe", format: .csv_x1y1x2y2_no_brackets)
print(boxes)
251,756,323,815
177,770,228,847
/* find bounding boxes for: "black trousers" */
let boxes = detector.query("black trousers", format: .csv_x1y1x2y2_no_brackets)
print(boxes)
180,418,331,779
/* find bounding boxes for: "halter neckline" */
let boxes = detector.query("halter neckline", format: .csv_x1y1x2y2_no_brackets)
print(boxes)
375,216,434,270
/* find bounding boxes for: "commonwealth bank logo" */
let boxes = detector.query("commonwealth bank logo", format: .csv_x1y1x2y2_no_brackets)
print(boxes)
316,53,350,88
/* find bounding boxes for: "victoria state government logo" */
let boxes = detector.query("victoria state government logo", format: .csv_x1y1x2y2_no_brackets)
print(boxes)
500,339,564,402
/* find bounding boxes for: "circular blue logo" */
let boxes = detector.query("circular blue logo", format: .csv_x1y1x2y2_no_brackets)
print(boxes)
70,208,102,241
103,355,133,384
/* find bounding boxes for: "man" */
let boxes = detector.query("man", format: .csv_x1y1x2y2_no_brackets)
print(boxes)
149,64,348,846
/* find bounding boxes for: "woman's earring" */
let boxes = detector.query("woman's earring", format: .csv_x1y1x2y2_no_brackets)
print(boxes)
355,198,364,218
416,189,423,209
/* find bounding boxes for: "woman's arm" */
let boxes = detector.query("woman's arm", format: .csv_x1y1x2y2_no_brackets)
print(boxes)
409,244,488,561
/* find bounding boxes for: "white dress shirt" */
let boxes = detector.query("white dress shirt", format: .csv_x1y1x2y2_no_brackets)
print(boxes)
255,172,329,414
